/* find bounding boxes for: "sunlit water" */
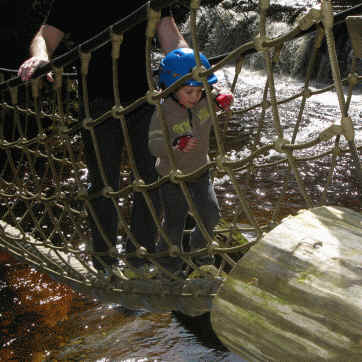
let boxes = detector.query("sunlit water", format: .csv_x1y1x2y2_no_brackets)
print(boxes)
0,260,244,361
214,66,361,226
1,63,360,361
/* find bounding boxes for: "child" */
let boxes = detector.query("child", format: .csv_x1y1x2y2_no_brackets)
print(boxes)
148,48,233,274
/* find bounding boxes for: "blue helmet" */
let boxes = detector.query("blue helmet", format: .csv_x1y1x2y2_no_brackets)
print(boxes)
159,48,218,88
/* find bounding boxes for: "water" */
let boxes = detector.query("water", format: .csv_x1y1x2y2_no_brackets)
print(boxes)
43,306,244,361
0,258,244,361
214,66,361,224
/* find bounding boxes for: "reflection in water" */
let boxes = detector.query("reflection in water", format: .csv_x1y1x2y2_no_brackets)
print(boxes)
0,66,361,360
0,253,75,361
0,252,243,361
45,306,245,361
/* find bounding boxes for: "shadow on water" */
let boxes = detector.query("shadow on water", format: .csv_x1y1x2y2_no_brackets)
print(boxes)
173,311,226,351
172,311,246,361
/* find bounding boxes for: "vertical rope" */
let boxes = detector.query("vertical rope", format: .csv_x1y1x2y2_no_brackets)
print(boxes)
321,0,362,184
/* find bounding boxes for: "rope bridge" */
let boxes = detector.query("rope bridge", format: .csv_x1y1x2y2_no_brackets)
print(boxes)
0,0,361,317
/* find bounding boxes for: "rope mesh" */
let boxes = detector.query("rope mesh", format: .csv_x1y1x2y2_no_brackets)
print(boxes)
0,0,361,316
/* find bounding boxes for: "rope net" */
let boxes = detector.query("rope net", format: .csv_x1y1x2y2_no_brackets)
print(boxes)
0,0,361,316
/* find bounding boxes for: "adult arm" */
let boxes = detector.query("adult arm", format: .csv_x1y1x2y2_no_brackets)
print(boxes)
18,24,64,81
156,16,188,54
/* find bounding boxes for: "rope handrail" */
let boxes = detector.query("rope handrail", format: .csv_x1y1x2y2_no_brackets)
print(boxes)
0,0,179,91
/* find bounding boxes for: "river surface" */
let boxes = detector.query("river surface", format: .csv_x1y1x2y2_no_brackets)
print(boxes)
1,60,361,362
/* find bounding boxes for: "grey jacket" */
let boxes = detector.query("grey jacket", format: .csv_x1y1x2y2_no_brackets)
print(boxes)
148,96,215,176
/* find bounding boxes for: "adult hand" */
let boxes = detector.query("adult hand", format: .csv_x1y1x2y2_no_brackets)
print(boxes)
216,93,233,111
18,56,53,82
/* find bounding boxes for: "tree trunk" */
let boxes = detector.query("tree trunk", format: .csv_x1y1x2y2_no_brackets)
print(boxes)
211,206,362,362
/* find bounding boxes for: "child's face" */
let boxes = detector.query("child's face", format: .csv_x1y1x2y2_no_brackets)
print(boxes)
175,85,203,109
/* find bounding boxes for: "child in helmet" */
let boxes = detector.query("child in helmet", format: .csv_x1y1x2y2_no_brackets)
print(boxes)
148,48,233,274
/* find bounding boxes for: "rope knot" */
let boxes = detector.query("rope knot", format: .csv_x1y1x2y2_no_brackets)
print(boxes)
77,188,88,201
191,65,207,83
348,73,359,87
303,88,312,98
20,137,28,146
37,133,47,142
136,246,148,258
168,245,180,257
79,51,92,76
110,31,124,60
297,8,321,31
169,169,183,184
101,186,114,198
146,89,161,105
132,178,146,192
341,116,354,142
112,105,124,119
216,155,227,171
209,241,220,254
82,117,94,130
274,138,289,153
0,139,9,147
254,35,266,52
319,124,342,142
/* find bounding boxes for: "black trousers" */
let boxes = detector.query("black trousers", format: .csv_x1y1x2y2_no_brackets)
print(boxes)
81,100,161,270
159,171,220,253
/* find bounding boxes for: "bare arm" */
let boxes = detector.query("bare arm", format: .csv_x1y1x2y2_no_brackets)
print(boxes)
18,24,64,81
156,16,189,54
30,24,64,58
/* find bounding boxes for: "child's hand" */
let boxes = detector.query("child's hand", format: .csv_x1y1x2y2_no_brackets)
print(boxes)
216,93,233,111
182,137,199,152
174,135,198,152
